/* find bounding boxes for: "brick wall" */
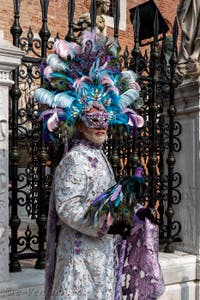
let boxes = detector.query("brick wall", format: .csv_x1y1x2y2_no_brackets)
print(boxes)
1,0,179,52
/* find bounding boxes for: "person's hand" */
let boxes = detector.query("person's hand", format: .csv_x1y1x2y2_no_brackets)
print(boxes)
136,207,157,224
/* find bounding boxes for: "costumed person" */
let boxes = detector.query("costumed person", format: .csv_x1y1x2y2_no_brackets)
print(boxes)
34,30,165,300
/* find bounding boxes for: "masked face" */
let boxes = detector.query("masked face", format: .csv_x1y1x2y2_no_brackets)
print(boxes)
80,110,109,129
78,108,108,144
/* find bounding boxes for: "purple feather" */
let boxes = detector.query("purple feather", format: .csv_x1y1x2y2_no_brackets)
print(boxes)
134,166,143,178
128,113,137,139
92,192,108,206
110,184,122,205
38,108,64,121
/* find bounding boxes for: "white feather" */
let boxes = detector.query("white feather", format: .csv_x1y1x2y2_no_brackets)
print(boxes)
52,92,75,108
119,89,139,110
121,70,141,91
34,88,54,106
46,54,67,72
122,70,137,81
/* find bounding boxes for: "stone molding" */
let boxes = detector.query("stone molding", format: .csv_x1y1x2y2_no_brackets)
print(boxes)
0,30,24,86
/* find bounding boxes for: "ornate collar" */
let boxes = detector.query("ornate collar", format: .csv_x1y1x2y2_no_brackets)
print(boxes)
71,139,103,150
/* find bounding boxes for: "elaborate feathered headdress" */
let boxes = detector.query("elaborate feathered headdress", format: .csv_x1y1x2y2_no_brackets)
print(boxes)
34,31,144,142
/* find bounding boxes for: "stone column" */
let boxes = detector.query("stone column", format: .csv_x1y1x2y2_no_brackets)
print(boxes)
174,77,200,299
174,77,200,256
0,30,23,282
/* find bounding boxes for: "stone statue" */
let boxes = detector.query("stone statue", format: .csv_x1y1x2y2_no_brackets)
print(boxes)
177,0,200,78
73,0,111,35
162,36,173,66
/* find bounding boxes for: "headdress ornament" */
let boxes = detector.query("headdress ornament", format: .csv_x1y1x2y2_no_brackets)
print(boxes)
34,31,144,142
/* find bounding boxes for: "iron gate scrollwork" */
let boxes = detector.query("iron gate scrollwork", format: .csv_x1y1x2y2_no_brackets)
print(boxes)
9,0,182,272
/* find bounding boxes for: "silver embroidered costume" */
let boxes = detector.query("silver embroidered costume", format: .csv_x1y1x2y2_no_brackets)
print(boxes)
50,141,116,300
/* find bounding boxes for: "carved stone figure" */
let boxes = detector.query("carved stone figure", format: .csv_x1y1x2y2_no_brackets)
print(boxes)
73,0,111,35
162,36,173,66
177,0,200,77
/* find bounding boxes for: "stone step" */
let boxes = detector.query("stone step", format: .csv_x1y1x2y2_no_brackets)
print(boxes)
158,251,197,300
0,251,198,300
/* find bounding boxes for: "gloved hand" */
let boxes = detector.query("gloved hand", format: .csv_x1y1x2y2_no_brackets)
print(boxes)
107,222,131,239
136,207,157,224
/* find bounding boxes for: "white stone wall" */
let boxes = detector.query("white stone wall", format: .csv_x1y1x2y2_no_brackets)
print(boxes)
0,83,9,283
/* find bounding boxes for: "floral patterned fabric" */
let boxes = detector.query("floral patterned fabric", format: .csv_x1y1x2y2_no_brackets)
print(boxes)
122,219,165,299
45,139,165,300
46,140,116,300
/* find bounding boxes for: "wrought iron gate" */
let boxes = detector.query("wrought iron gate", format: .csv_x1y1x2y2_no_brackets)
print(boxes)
9,0,182,272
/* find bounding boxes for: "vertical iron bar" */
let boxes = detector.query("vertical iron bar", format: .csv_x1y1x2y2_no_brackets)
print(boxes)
128,7,140,174
35,0,50,269
130,7,141,73
65,0,76,41
158,113,165,239
90,0,96,32
39,0,51,61
9,0,23,272
148,10,159,208
110,126,121,181
113,0,120,40
164,17,179,253
113,0,121,57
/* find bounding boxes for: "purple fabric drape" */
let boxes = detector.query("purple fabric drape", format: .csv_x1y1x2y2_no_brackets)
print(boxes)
122,218,165,299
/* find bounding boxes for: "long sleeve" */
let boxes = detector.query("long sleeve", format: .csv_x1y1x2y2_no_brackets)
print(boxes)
54,151,109,237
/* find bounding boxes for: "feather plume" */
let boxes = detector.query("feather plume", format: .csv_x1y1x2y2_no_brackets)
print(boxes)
46,54,68,72
89,58,108,81
106,38,120,57
119,89,139,110
106,86,119,96
54,39,81,60
38,108,64,121
34,88,54,106
52,92,76,108
122,108,144,128
121,70,141,91
100,74,115,87
35,32,144,143
132,97,144,110
47,112,59,132
48,72,73,90
43,66,54,79
80,30,97,52
73,77,91,94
